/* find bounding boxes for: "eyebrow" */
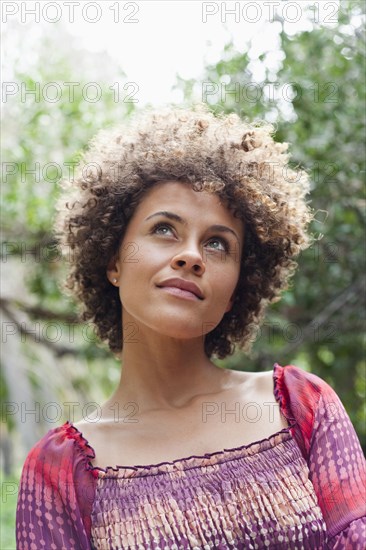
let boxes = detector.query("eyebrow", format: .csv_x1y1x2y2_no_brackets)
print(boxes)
145,211,240,242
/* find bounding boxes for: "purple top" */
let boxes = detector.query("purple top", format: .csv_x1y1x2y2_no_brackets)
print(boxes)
16,364,366,549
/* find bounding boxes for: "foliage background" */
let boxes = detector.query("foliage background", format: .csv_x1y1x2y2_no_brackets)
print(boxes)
1,1,365,547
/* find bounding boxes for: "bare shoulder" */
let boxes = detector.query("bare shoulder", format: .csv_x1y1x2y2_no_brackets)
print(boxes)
73,404,101,430
224,367,288,432
225,368,276,401
254,368,277,397
72,417,101,443
72,408,118,446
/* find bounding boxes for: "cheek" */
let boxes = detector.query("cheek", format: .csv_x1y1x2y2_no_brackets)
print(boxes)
121,240,169,267
213,261,240,294
118,237,147,272
120,241,141,265
118,243,165,300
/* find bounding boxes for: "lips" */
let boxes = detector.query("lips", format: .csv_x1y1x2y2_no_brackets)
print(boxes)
157,278,204,300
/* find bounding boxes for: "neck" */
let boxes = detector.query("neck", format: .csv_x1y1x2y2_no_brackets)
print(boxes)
106,324,228,415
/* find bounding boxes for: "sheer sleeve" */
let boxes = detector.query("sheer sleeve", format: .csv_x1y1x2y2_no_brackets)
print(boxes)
274,363,366,549
16,421,98,550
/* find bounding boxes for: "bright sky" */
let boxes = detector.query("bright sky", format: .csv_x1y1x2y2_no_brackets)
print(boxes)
65,0,323,105
3,0,340,106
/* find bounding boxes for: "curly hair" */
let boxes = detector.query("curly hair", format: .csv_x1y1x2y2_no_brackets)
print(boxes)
55,104,313,359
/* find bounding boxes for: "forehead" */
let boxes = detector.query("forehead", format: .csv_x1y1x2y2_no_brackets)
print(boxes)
134,180,244,235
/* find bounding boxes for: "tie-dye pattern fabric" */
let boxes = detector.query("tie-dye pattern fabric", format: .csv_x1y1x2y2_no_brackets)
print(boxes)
16,364,366,549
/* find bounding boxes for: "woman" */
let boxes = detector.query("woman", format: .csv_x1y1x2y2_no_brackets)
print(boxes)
16,106,365,549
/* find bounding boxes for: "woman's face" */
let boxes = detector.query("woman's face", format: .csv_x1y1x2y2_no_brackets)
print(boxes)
107,181,244,341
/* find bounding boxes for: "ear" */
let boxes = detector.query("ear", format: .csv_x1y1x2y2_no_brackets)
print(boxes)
106,253,122,286
224,293,235,313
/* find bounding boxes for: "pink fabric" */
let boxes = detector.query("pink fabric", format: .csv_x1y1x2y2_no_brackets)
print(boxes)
16,422,98,549
16,364,366,549
273,364,366,548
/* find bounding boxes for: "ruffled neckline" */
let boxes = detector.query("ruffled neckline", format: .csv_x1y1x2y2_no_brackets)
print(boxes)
61,362,295,478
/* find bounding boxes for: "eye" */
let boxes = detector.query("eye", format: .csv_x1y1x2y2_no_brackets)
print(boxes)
206,237,229,252
151,222,175,237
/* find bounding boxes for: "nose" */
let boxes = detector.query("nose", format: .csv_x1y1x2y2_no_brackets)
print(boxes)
170,246,206,275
